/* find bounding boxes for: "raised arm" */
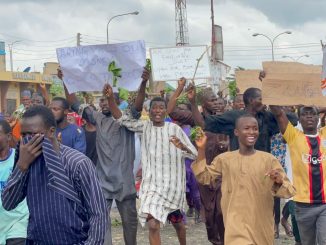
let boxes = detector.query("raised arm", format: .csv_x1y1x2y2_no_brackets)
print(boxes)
204,110,237,135
58,67,80,107
269,106,289,134
167,78,186,114
39,83,50,106
103,84,122,119
187,85,205,128
133,68,150,112
59,68,95,123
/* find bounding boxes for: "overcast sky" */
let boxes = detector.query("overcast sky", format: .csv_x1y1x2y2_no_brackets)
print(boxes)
0,0,325,73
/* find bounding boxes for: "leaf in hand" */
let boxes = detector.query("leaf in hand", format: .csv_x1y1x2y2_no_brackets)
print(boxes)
108,61,116,72
146,58,151,71
190,126,205,142
108,61,122,87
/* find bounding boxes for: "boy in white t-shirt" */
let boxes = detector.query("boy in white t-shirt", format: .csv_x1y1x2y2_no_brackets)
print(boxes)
0,120,29,245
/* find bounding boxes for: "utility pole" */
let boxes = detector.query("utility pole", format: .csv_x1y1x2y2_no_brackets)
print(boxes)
8,41,20,72
9,44,13,72
211,0,216,60
77,33,81,46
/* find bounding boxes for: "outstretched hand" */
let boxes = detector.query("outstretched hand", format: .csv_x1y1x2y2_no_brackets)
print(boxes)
170,136,184,149
39,82,46,90
103,83,113,98
195,134,207,150
141,67,151,83
57,67,63,80
186,83,196,104
178,77,186,88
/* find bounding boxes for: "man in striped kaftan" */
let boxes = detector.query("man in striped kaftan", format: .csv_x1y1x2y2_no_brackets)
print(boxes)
115,95,198,245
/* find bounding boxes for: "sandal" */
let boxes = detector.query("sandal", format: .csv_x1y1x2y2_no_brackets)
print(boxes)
281,217,294,237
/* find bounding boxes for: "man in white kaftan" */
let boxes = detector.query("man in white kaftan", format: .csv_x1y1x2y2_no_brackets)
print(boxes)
118,110,197,226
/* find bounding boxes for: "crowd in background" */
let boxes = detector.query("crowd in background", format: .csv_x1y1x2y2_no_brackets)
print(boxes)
0,69,325,245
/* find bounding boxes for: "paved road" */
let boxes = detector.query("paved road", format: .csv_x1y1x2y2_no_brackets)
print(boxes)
110,209,294,245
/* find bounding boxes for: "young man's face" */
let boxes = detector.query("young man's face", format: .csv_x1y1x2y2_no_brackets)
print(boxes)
234,117,259,147
99,97,111,116
203,93,220,115
299,107,319,132
249,91,264,112
149,101,166,124
20,115,54,140
216,98,226,115
233,95,245,110
32,95,44,106
0,126,10,151
49,101,67,124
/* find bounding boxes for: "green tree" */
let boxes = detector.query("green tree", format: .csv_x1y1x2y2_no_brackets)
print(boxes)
226,66,245,99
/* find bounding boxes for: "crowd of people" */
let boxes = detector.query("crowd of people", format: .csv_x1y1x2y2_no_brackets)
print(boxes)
0,67,325,245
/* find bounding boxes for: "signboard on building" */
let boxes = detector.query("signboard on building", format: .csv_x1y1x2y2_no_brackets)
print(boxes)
0,71,53,84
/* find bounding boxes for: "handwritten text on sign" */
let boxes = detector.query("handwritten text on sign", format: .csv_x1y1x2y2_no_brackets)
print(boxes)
235,70,262,93
150,46,211,82
56,40,146,93
262,73,326,106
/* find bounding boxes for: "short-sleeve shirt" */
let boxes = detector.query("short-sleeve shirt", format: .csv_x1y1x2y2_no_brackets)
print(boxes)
0,149,29,243
283,123,326,204
56,124,86,154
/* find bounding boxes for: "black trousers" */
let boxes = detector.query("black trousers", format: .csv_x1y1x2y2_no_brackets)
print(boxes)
274,197,280,225
282,201,290,220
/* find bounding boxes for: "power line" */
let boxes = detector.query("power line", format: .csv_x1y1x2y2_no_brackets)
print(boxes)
0,33,75,43
14,56,58,62
12,50,56,56
224,53,322,61
225,50,322,57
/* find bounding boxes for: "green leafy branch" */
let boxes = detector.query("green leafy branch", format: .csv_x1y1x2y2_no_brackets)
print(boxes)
108,61,122,87
190,126,205,142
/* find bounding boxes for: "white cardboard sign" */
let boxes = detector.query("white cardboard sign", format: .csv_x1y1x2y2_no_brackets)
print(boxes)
56,40,146,93
150,45,211,82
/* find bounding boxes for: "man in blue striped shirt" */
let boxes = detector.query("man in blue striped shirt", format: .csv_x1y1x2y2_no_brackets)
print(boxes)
1,106,108,244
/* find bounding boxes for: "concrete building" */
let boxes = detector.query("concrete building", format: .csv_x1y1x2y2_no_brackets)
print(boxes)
0,41,58,113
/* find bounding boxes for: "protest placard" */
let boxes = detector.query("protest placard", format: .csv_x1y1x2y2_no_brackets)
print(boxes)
263,61,322,74
235,70,261,93
150,45,211,82
261,61,325,106
56,40,146,93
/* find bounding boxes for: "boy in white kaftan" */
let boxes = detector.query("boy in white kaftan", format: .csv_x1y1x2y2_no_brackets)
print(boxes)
117,110,197,226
